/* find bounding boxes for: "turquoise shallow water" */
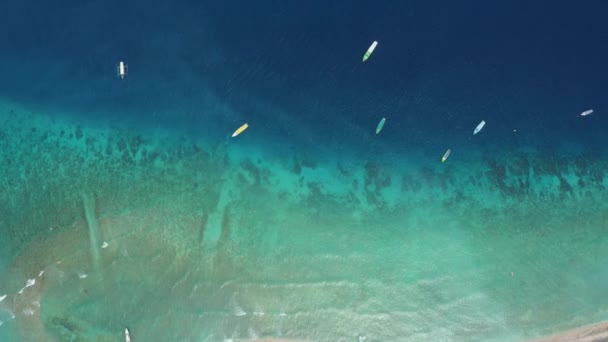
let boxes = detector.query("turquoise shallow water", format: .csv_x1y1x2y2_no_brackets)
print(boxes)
0,104,607,341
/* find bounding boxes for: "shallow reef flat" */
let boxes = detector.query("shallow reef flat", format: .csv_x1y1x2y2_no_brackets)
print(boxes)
0,102,607,341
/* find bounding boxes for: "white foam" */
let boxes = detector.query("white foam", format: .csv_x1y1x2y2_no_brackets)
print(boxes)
220,280,234,289
230,293,246,316
18,278,37,294
248,327,259,340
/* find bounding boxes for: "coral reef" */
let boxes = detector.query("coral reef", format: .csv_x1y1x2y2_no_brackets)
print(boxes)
0,101,607,341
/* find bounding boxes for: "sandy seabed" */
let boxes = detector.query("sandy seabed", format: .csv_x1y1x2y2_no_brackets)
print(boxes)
0,101,607,341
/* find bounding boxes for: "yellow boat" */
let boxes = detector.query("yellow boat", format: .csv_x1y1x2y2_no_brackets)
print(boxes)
232,123,249,137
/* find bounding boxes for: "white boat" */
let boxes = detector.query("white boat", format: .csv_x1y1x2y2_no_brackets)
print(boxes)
117,61,128,79
442,149,451,163
473,120,486,135
362,41,378,62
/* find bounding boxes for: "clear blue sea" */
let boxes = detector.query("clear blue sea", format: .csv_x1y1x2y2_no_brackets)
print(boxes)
0,1,607,341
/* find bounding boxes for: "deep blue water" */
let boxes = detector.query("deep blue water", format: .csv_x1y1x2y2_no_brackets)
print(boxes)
1,1,607,153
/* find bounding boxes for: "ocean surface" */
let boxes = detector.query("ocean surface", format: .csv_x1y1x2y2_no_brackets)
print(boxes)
0,1,607,341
